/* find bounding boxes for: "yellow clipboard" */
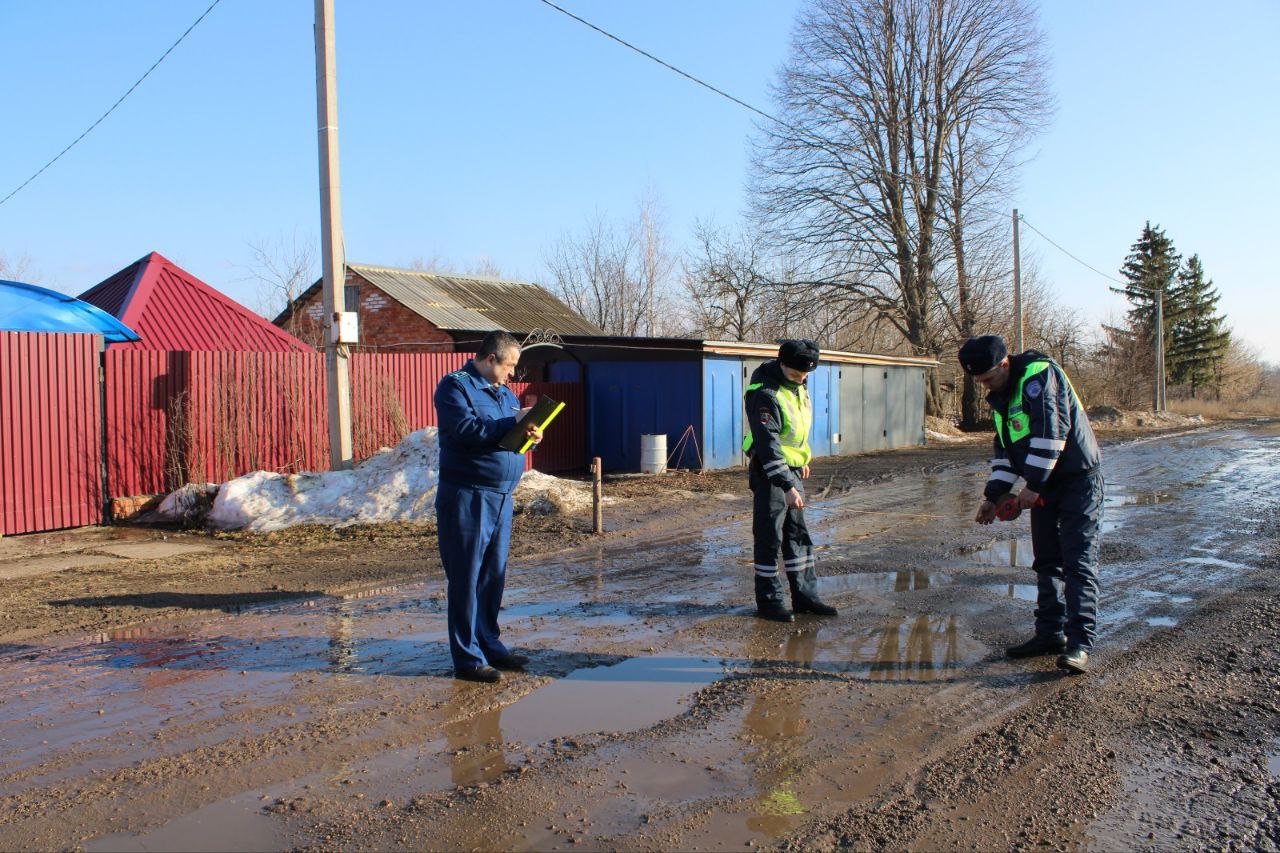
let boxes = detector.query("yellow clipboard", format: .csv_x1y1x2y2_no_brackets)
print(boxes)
499,396,565,453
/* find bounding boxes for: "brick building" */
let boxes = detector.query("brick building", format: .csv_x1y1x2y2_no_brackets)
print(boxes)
274,263,602,352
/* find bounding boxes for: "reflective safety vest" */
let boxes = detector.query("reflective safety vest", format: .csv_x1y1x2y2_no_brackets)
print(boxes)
742,381,813,467
992,360,1079,447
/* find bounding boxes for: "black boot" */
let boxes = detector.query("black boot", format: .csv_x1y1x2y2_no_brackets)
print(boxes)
788,567,838,617
1057,646,1090,674
755,574,794,622
1005,634,1067,658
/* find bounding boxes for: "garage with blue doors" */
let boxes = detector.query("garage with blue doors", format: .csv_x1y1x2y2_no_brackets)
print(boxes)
520,336,936,473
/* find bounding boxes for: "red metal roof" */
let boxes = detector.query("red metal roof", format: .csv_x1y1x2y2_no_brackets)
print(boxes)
78,253,312,352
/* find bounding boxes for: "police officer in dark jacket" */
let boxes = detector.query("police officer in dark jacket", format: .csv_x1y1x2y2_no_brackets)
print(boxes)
960,335,1103,674
743,340,838,622
434,331,541,682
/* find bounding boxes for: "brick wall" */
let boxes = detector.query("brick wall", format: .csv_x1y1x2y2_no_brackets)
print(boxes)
284,270,456,352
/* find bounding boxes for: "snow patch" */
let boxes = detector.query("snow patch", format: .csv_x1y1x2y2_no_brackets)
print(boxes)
143,483,219,526
194,428,593,533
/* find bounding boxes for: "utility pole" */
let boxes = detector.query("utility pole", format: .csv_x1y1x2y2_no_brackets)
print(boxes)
315,0,353,468
1012,208,1023,352
1154,287,1166,412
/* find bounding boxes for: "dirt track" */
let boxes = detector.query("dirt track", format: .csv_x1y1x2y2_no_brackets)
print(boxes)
1,422,1278,851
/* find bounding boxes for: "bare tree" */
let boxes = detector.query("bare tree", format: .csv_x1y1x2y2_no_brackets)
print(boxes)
752,0,1051,414
243,233,318,321
543,193,677,337
682,224,776,341
0,252,40,283
407,254,505,278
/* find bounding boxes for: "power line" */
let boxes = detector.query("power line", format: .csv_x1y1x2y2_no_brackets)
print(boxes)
535,0,1148,299
535,0,790,131
1016,214,1127,286
0,0,224,209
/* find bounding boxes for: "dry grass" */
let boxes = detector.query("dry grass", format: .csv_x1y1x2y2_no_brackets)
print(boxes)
353,371,410,460
1169,397,1280,419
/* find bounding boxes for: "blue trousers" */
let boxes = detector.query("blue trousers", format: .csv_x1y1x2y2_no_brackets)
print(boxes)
436,482,513,671
1030,471,1104,650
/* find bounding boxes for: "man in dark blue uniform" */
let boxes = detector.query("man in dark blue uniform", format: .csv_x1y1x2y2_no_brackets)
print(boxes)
742,339,839,622
960,335,1103,674
434,331,541,683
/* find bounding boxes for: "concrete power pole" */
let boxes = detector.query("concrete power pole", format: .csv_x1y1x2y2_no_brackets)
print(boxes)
1012,209,1023,352
315,0,353,469
1154,287,1166,412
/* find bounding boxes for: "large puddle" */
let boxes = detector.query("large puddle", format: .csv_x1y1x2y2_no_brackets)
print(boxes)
4,425,1278,851
500,656,726,742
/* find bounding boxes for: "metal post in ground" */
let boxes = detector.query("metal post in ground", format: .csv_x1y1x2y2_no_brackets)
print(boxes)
592,456,603,535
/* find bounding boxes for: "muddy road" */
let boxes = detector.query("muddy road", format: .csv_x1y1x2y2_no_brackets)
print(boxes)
1,424,1278,851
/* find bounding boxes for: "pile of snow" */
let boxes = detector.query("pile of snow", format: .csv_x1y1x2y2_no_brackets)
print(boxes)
516,470,596,516
142,483,218,526
161,428,595,533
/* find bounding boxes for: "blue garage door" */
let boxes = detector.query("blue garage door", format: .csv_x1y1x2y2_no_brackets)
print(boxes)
701,357,743,470
587,361,701,472
807,365,834,458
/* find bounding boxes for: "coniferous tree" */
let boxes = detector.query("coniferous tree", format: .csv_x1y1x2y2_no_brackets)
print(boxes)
1115,222,1181,334
1166,254,1230,397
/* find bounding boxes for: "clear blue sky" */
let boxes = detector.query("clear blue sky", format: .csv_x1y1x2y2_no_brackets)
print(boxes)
2,1,1277,361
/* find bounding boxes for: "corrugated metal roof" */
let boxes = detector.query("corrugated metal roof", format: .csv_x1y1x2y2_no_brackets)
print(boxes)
347,264,604,335
701,340,940,367
77,256,145,318
78,253,313,352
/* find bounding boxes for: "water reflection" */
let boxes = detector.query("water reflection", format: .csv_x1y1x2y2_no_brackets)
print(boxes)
867,615,958,680
443,691,508,787
971,539,1034,568
821,570,940,596
741,660,811,837
328,602,358,672
772,616,963,681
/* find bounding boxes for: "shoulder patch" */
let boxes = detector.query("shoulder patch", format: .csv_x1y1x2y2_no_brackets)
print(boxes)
1025,379,1043,400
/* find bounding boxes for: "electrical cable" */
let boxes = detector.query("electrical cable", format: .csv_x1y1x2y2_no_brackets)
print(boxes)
535,0,794,132
1016,215,1127,286
0,0,224,209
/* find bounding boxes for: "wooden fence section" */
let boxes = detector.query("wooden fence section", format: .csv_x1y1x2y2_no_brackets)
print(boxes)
104,351,586,501
0,332,103,535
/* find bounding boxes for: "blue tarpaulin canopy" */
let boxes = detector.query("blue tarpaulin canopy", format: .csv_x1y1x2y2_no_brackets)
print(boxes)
0,279,140,343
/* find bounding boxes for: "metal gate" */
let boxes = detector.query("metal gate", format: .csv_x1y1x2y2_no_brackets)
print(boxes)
0,332,104,535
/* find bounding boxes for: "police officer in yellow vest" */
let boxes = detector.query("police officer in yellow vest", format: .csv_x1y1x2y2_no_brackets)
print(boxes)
743,340,838,622
960,335,1103,674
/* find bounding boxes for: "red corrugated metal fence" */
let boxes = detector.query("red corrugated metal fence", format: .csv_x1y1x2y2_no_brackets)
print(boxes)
509,382,586,472
105,350,329,495
103,352,586,502
183,352,330,483
349,352,468,459
0,332,103,535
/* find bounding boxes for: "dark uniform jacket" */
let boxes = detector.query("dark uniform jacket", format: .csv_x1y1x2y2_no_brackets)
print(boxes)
984,349,1101,502
434,360,524,493
744,359,804,492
